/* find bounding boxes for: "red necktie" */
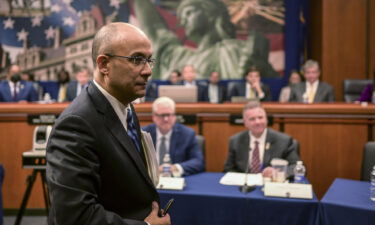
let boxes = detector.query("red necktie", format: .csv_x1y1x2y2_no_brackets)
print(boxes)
13,84,18,101
250,141,262,173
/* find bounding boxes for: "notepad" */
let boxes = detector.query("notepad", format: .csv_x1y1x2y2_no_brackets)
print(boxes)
157,177,185,190
219,172,264,186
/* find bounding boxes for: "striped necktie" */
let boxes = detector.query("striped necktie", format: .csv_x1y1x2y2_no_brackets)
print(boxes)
250,141,262,173
126,107,140,152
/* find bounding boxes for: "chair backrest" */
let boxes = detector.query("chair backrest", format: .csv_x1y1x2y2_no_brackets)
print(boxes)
196,135,205,159
343,79,372,102
361,142,375,181
293,139,300,157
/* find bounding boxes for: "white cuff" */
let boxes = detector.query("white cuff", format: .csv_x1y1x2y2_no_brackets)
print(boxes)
173,164,184,177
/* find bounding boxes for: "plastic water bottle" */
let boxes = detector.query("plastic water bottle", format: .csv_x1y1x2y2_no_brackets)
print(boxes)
370,166,375,201
294,161,306,183
161,154,172,177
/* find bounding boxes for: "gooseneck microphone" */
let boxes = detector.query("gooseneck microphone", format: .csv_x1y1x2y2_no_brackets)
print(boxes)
239,147,256,193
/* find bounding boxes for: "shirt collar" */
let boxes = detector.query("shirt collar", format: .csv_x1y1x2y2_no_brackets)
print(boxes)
156,127,173,141
249,128,267,143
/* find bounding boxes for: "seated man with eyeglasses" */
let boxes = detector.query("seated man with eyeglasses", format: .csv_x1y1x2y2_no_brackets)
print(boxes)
142,96,205,177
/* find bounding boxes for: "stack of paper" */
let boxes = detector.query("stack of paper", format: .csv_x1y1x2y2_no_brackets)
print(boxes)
219,172,263,186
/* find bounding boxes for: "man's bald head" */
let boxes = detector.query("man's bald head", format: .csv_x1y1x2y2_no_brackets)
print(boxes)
91,22,149,67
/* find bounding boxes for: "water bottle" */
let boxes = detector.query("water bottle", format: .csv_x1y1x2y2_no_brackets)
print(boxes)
370,166,375,201
161,153,172,177
371,91,375,104
294,161,306,183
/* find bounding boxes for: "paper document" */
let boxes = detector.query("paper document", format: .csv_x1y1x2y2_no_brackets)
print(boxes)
264,182,313,199
220,172,263,186
141,131,159,187
157,177,185,190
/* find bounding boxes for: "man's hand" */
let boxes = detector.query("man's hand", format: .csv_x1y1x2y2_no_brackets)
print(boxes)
262,166,274,178
144,201,171,225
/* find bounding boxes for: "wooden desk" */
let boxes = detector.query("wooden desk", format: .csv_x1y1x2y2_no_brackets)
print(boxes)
0,102,374,208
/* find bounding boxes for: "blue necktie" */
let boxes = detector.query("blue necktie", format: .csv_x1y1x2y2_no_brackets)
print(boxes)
126,107,141,152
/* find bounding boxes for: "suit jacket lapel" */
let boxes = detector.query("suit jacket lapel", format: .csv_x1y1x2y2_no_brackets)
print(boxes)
239,132,250,172
169,125,179,161
263,130,274,166
87,84,154,188
314,83,323,102
2,81,13,101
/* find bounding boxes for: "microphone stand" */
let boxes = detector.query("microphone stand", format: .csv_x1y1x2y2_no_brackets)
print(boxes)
239,148,256,193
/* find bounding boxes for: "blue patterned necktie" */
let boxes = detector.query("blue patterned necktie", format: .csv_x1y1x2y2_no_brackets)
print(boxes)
126,107,140,152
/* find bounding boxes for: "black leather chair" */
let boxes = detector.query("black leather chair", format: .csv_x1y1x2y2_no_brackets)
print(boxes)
343,79,372,102
196,135,205,159
361,142,375,181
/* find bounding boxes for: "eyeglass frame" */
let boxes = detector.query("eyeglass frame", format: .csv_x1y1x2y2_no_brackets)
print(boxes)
153,113,176,119
104,53,156,69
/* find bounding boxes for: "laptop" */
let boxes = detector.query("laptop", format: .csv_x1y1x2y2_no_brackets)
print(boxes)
158,85,198,103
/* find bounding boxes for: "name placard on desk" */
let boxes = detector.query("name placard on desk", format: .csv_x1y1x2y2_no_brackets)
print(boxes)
264,182,313,199
28,114,58,125
157,177,185,190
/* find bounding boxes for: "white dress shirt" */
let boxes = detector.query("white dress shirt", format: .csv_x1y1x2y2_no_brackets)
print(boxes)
156,128,184,176
248,129,268,169
208,83,219,103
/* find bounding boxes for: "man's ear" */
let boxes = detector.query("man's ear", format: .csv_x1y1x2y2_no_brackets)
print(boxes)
97,55,109,75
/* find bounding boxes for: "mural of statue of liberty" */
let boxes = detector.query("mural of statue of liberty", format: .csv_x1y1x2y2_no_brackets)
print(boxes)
133,0,280,80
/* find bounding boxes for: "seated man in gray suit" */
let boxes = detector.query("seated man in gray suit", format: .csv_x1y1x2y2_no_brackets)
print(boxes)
289,59,334,103
224,101,300,178
143,96,205,176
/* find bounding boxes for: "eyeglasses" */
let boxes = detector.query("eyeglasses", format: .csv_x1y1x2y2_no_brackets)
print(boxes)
154,113,175,118
105,53,156,69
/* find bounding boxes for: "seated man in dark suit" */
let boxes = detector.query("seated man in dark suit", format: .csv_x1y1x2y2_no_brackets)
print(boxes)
143,96,205,176
289,59,334,103
228,67,272,102
204,71,227,103
65,66,91,101
0,64,38,102
224,101,300,178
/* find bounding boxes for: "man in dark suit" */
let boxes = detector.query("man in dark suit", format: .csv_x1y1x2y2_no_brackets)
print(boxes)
65,66,91,101
46,22,170,225
227,67,272,102
289,59,334,103
0,64,38,102
143,97,204,176
224,101,300,178
201,71,227,103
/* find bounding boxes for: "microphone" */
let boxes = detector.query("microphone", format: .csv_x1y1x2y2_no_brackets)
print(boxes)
239,147,256,193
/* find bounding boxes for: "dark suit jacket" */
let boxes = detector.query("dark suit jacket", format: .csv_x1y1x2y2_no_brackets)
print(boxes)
47,83,158,225
199,83,227,103
224,128,300,177
65,81,91,102
142,123,205,176
289,81,335,102
0,80,38,102
227,81,272,102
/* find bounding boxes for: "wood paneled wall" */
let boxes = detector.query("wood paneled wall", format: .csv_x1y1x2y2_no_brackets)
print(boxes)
309,0,374,101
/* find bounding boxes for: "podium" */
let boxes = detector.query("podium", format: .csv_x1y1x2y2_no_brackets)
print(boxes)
15,151,49,225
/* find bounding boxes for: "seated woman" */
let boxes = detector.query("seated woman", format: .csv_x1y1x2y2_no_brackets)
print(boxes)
279,70,303,102
357,82,374,103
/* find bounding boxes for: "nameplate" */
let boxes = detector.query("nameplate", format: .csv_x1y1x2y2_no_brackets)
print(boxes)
28,114,58,125
157,177,185,190
229,114,273,126
264,182,313,199
176,114,196,124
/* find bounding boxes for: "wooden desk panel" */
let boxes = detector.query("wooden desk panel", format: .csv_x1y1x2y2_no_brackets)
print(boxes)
0,102,374,207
